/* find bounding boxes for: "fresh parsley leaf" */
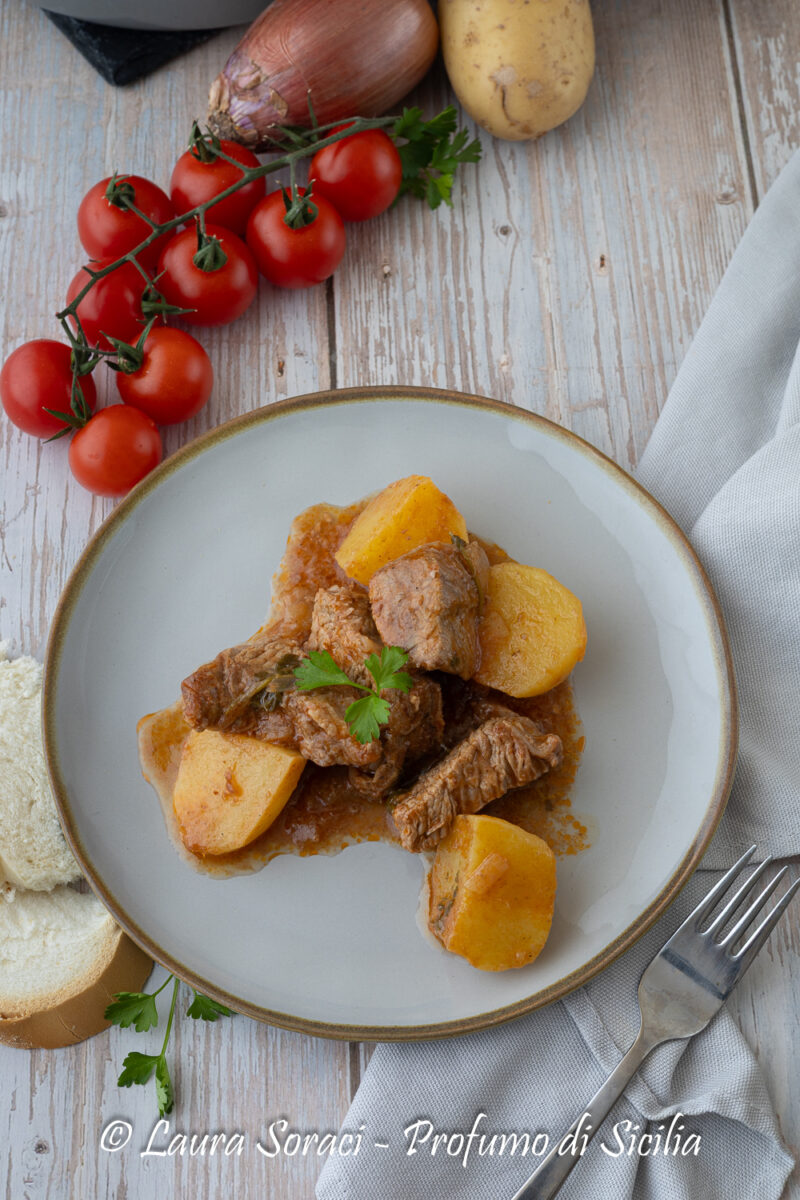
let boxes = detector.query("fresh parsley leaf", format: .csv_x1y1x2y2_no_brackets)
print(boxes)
346,694,390,744
118,1051,159,1088
391,106,423,140
186,992,233,1021
391,105,481,209
292,645,414,743
105,990,160,1033
293,649,355,691
393,106,457,143
112,975,182,1118
365,646,413,694
155,1057,174,1116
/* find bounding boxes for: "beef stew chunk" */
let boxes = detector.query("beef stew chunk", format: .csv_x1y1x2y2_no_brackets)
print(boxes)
348,672,445,797
308,583,382,683
282,688,383,769
181,632,304,733
391,713,562,851
182,621,444,780
368,541,489,679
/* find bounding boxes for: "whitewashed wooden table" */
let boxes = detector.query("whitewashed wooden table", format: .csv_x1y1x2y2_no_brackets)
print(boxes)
1,2,798,1196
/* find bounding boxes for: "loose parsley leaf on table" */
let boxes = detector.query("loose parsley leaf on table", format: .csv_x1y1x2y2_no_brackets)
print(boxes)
186,991,233,1021
293,645,414,744
106,975,232,1116
104,990,159,1033
392,106,482,209
155,1058,174,1117
117,1050,160,1088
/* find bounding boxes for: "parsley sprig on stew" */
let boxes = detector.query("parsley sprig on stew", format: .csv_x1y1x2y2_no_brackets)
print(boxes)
293,646,413,744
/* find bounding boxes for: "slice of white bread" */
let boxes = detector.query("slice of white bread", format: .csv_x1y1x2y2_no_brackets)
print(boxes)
0,885,153,1049
0,644,81,892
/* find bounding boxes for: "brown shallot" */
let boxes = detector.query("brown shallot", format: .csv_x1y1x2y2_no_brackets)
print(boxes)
207,0,439,151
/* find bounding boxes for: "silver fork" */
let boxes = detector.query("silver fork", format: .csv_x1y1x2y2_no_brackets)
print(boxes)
511,846,800,1200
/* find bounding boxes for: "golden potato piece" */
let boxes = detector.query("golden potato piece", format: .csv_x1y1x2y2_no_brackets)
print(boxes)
335,476,467,585
173,730,305,857
428,814,556,971
474,562,586,697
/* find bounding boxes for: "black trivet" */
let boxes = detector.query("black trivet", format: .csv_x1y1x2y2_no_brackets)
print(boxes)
44,11,225,86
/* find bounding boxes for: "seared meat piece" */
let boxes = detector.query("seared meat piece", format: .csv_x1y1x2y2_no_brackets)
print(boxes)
348,672,445,798
181,632,303,732
368,541,489,679
391,713,562,851
283,688,382,769
308,584,382,682
182,631,382,768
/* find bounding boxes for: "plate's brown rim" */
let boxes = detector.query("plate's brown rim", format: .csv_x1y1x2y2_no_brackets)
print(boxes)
43,386,738,1042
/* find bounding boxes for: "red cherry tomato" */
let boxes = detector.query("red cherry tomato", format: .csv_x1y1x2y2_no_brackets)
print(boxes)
156,225,258,326
116,326,213,425
69,406,162,497
66,260,149,350
0,340,96,439
77,175,175,270
246,189,345,289
310,127,402,222
170,141,265,236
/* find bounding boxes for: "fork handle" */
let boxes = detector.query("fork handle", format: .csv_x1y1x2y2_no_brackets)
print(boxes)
510,1027,660,1200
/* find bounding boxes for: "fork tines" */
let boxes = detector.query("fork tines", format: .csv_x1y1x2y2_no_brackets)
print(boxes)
690,844,799,963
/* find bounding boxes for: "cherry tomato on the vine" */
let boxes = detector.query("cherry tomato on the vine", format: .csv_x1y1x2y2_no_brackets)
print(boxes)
77,175,175,271
69,405,162,497
157,225,258,326
116,326,213,425
170,141,265,236
66,260,150,350
310,127,403,222
246,189,345,289
0,340,96,439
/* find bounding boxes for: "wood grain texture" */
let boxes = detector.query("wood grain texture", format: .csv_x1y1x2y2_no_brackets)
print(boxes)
1,0,798,1197
334,0,754,468
728,0,800,196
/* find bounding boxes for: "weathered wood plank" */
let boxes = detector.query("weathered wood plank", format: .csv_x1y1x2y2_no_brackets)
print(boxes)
1,971,355,1199
727,0,800,198
333,0,754,469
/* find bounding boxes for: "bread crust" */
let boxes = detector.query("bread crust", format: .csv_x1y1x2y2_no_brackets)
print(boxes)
0,927,153,1050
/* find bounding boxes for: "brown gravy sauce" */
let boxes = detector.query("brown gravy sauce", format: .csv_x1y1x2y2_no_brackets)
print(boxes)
137,502,588,878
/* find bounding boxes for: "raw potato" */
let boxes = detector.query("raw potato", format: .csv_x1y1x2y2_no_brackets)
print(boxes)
335,476,467,585
439,0,595,141
474,561,586,696
428,814,556,970
173,730,305,856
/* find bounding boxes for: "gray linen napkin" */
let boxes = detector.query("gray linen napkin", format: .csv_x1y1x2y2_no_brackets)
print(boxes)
316,149,800,1199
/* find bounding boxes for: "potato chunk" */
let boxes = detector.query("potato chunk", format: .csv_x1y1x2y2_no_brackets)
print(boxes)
335,476,467,585
474,562,586,697
173,730,305,857
428,814,556,971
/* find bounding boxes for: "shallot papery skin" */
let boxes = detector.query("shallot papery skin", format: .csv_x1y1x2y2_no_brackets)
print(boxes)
207,0,439,150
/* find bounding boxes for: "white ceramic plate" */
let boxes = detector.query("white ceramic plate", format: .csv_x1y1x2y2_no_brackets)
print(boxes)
44,389,736,1039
